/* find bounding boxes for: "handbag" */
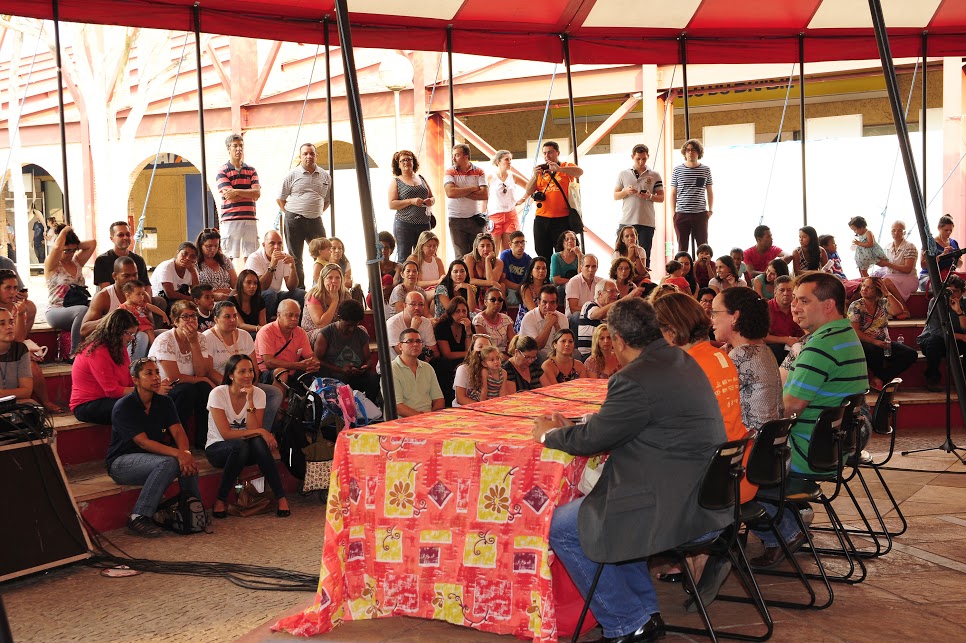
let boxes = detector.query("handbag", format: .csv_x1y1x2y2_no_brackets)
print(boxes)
228,478,275,517
547,172,583,233
63,284,91,308
153,492,211,534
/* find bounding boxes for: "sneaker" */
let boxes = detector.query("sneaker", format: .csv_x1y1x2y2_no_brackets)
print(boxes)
127,515,162,538
800,506,815,528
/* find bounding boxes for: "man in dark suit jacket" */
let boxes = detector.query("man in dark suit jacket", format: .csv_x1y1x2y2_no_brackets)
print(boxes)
533,297,730,643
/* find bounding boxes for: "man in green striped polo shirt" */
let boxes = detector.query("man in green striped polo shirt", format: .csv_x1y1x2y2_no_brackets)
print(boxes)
751,271,868,568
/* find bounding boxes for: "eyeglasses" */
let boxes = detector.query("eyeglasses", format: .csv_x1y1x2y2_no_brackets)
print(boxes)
401,339,423,345
709,310,730,317
399,157,413,162
501,183,508,194
179,314,198,320
487,297,505,303
684,147,697,153
517,352,538,362
132,356,158,366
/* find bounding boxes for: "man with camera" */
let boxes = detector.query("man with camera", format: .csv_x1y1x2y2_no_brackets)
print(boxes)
614,144,664,269
519,141,584,261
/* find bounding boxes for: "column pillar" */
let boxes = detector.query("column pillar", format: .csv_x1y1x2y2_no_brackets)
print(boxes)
942,57,966,231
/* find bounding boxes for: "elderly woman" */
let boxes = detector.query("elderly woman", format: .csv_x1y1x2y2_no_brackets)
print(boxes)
70,310,139,425
709,288,783,431
302,263,350,345
584,323,621,379
848,277,917,390
149,300,215,449
486,150,526,253
388,150,435,262
196,228,237,301
870,221,917,319
45,224,96,354
107,356,197,537
150,241,200,311
205,354,290,519
314,299,380,403
203,300,283,431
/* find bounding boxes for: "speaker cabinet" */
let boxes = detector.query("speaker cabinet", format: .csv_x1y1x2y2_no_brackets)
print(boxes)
0,439,91,582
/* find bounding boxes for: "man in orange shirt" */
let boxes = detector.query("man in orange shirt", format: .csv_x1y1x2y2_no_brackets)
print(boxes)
519,141,584,261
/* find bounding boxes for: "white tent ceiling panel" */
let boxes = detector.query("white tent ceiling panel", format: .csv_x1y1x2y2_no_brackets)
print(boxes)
808,0,943,29
582,0,703,29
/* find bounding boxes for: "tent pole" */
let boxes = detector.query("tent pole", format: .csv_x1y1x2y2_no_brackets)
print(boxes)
333,0,397,420
867,0,966,435
561,34,584,250
193,4,210,228
922,31,927,205
447,27,455,149
799,34,807,227
52,0,71,225
325,17,335,235
680,35,690,141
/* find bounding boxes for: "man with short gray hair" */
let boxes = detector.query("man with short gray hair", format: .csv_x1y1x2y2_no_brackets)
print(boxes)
216,133,261,266
277,142,331,289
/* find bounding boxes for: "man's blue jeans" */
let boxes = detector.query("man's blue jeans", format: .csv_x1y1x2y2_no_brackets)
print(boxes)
549,497,656,638
753,461,806,548
108,452,201,518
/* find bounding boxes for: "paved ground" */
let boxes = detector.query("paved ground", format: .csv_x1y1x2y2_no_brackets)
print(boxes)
7,428,966,642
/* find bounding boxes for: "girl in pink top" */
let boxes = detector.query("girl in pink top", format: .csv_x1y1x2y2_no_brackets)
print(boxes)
70,309,140,425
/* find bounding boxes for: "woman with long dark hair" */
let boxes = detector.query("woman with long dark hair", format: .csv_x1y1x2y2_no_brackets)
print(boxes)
205,354,290,518
196,228,236,300
751,258,789,301
791,225,828,274
434,259,476,318
674,251,697,294
539,328,585,386
503,334,542,392
229,269,267,336
847,277,917,390
473,287,515,355
70,309,140,424
708,255,747,292
515,256,550,332
613,225,649,282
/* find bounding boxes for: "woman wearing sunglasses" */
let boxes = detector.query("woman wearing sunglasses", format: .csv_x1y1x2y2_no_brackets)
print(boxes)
70,309,144,425
486,150,526,253
472,287,515,356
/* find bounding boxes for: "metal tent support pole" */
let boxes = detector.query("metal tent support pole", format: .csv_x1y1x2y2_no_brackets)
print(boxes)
922,31,927,205
868,0,966,450
561,34,584,250
52,0,71,225
799,34,808,226
325,17,335,235
333,0,396,420
680,35,690,141
193,4,210,228
447,27,455,148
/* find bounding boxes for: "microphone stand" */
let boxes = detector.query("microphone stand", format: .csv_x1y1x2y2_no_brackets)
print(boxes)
901,253,966,463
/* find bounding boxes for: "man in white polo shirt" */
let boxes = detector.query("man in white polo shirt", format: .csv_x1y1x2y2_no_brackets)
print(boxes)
565,254,602,317
444,144,488,259
277,143,331,289
245,230,305,320
614,144,664,269
386,290,439,360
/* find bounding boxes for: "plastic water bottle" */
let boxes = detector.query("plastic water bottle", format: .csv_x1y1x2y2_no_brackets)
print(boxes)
897,334,905,346
883,335,892,358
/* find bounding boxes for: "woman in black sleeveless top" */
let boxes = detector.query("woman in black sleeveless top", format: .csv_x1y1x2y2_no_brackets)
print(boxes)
388,150,435,262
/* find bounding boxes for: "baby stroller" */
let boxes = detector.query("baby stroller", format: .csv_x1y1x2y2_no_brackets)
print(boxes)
274,373,344,500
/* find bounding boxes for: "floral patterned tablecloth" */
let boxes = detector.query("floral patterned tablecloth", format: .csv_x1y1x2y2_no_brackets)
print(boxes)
273,379,608,642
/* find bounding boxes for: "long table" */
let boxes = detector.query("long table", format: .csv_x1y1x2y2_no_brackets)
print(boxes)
273,379,608,642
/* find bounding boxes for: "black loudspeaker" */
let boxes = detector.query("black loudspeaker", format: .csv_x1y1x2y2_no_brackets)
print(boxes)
0,439,91,582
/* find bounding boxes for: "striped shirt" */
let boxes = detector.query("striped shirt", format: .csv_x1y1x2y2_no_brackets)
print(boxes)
576,301,601,357
784,318,867,475
444,163,487,218
216,161,260,222
670,164,713,214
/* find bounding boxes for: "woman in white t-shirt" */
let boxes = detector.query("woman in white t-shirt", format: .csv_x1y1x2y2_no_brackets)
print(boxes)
204,354,290,518
486,150,526,253
451,334,493,407
150,241,200,312
203,300,283,431
148,300,214,449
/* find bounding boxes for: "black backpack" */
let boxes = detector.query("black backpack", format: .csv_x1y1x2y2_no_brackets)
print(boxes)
152,492,211,534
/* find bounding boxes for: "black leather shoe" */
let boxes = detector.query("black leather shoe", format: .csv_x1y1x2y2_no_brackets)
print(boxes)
750,532,806,569
586,614,666,642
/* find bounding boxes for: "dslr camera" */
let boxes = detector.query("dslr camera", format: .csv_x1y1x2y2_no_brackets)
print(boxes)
531,191,547,203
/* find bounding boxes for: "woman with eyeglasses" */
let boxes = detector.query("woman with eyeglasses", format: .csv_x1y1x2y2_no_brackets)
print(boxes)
302,263,350,346
389,150,435,262
203,300,283,431
196,228,237,301
205,354,290,519
464,233,506,307
106,355,196,538
486,150,526,253
388,260,421,318
584,324,621,380
433,296,473,406
44,224,97,355
149,300,215,449
515,256,551,333
229,269,267,337
503,334,542,392
473,287,515,355
539,329,585,387
70,309,141,425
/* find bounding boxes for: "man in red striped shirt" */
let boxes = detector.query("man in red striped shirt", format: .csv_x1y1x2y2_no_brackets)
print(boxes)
216,134,262,267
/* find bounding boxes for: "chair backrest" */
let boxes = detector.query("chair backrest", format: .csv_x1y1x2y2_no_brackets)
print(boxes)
870,378,901,435
697,438,751,511
839,391,869,457
807,406,847,472
745,418,795,488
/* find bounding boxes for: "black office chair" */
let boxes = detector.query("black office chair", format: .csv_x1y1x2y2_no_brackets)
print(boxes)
571,438,770,643
861,378,906,537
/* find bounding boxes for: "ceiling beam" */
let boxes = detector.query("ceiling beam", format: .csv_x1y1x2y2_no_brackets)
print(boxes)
251,40,282,104
576,93,640,158
204,36,231,96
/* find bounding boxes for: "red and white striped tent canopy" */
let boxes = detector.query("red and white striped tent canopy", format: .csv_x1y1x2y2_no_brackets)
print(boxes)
6,0,966,64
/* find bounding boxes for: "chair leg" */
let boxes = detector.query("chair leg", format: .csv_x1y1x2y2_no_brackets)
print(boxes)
571,563,603,643
809,473,890,558
868,464,908,537
664,552,719,643
752,511,835,608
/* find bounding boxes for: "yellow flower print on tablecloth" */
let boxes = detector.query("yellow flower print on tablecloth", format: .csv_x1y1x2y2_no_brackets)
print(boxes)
477,464,512,523
442,438,477,456
432,583,465,625
462,530,497,568
526,591,542,636
347,432,381,454
375,527,403,563
325,471,345,533
384,461,417,518
347,575,380,620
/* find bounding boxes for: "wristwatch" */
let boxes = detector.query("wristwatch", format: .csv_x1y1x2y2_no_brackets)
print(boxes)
267,266,277,272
